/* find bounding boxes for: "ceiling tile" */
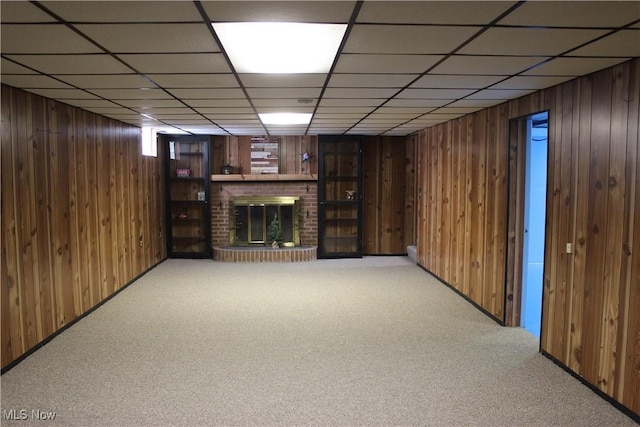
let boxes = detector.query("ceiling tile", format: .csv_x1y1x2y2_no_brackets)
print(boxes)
376,106,437,114
203,114,258,120
252,99,317,108
384,99,451,108
169,88,246,99
76,24,219,53
238,74,326,88
447,99,505,108
464,89,535,100
433,107,483,114
0,75,73,89
55,74,157,89
117,53,231,73
184,99,251,108
318,98,383,107
459,28,607,56
25,88,100,99
315,107,376,114
567,30,640,57
323,88,399,98
195,108,255,115
431,56,548,75
498,1,640,27
491,76,576,90
335,54,444,73
246,88,321,99
345,25,479,54
89,88,172,100
5,54,133,74
119,99,185,108
256,106,314,114
57,99,123,109
357,1,517,25
1,58,38,74
397,88,475,99
43,1,203,22
1,24,102,54
136,108,196,116
523,57,631,76
0,1,57,22
410,74,505,89
328,74,417,88
201,1,356,23
147,74,237,88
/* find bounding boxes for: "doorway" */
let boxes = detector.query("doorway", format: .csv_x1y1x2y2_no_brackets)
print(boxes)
520,112,548,338
505,111,549,337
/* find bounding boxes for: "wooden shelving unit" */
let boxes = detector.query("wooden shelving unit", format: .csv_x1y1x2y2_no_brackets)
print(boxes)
164,135,211,258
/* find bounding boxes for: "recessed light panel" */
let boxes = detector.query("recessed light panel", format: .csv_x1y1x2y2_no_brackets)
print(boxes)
212,22,346,73
259,113,312,125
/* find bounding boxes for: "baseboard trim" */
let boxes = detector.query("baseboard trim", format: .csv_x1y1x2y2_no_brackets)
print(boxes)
1,258,167,375
416,262,505,326
541,350,640,424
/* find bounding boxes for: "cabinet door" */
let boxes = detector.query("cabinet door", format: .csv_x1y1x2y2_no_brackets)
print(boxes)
165,137,211,258
318,136,362,258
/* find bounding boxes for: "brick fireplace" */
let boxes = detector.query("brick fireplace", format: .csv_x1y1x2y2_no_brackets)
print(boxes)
210,180,318,261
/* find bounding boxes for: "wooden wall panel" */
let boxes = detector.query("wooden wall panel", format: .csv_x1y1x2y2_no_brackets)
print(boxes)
415,58,640,416
362,136,414,255
211,135,318,176
1,85,166,369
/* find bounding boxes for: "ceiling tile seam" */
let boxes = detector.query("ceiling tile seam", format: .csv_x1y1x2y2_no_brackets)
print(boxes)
193,0,268,136
380,9,640,133
305,1,364,135
29,0,229,136
344,0,527,136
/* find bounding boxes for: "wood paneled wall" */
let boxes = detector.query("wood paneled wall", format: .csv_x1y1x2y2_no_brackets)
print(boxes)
211,135,318,176
1,85,166,370
362,136,416,255
415,58,639,416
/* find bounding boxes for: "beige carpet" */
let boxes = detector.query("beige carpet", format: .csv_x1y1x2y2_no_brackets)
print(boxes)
1,257,636,426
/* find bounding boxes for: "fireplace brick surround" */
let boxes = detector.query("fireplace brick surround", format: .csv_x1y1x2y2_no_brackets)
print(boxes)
210,181,318,260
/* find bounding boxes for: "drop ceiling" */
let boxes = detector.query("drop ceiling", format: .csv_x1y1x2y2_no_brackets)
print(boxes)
1,1,638,136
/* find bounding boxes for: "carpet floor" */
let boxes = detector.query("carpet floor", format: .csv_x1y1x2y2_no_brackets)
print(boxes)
0,257,636,426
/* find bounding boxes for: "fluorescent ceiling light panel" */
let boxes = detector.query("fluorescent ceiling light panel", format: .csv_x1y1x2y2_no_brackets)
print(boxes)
259,113,312,125
213,22,347,73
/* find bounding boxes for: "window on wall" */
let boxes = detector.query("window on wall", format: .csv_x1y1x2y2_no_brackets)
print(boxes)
141,127,157,157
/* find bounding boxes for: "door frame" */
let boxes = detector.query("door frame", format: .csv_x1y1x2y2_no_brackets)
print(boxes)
504,110,550,335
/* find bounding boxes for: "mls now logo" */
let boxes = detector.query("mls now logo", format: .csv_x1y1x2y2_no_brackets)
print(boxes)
3,409,56,421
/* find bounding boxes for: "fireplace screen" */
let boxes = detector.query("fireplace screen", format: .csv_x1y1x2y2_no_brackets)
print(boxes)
230,197,300,246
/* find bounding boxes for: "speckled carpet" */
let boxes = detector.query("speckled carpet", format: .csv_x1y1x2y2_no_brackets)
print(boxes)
1,257,636,426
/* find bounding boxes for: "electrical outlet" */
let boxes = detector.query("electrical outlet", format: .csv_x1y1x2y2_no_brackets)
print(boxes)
139,236,143,247
566,243,573,254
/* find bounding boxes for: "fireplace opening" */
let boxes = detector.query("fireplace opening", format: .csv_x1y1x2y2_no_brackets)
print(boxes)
230,197,300,246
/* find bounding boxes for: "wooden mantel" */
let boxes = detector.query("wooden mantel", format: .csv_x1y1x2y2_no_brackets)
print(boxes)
211,174,317,182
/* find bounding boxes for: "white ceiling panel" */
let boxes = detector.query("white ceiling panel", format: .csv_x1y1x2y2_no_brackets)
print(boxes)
431,56,548,75
195,108,256,115
318,99,383,107
238,74,326,88
147,74,237,88
252,99,318,108
119,99,185,108
246,88,321,99
4,54,133,74
1,58,38,74
43,1,203,22
345,25,479,54
55,74,157,89
117,53,231,74
90,88,172,100
491,76,575,90
384,99,451,108
464,89,536,100
1,24,101,54
568,30,640,58
0,75,73,89
323,88,399,99
0,1,56,22
76,24,219,53
447,99,505,108
24,88,99,99
168,88,246,99
328,74,416,88
410,74,505,89
498,1,640,27
357,1,516,25
397,88,476,99
57,99,123,109
184,99,251,108
523,57,631,77
334,54,444,74
201,1,356,23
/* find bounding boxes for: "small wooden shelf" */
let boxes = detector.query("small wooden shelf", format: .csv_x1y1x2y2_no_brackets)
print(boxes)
211,174,317,182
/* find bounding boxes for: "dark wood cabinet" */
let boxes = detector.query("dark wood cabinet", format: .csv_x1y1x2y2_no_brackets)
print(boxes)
318,136,363,258
163,135,211,258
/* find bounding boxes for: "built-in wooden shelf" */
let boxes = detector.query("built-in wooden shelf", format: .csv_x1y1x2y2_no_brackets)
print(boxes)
211,174,317,182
